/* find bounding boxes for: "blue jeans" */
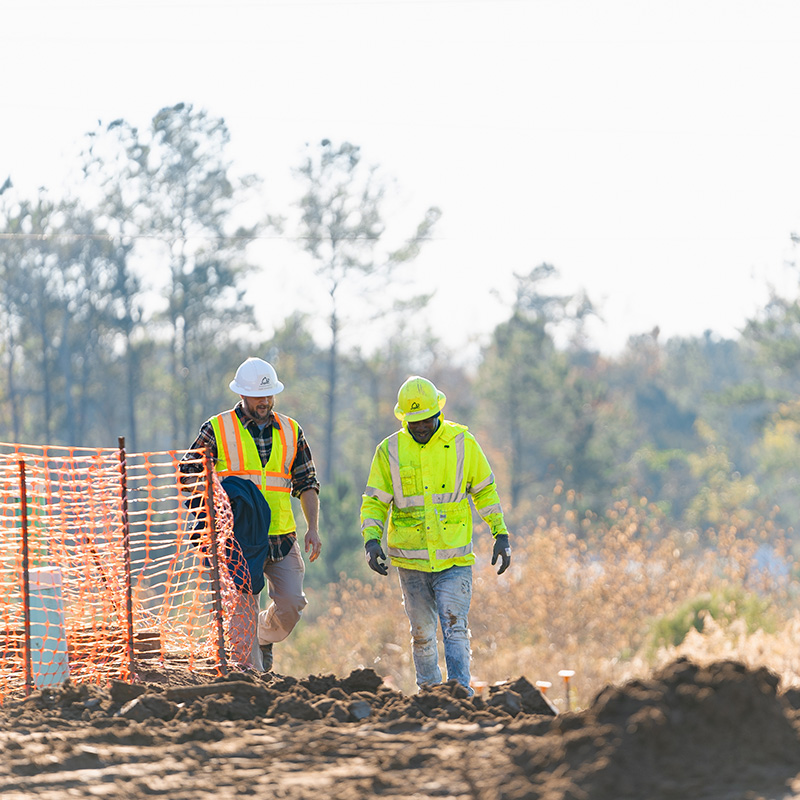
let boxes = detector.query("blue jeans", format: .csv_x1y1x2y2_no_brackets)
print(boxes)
397,565,473,694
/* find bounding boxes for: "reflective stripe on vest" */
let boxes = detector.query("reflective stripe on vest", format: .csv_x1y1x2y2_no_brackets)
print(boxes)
386,434,422,508
387,543,473,561
365,485,393,504
431,432,468,504
360,516,386,534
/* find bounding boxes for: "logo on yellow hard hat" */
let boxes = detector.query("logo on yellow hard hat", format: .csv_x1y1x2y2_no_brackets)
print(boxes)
394,376,447,422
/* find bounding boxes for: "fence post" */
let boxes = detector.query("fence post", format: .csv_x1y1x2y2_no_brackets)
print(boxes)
18,459,33,696
117,437,135,681
204,449,228,675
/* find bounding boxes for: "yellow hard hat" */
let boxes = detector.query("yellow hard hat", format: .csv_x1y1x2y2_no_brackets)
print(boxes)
394,376,446,422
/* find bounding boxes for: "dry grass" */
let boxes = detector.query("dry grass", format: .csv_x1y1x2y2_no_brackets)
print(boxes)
278,493,798,710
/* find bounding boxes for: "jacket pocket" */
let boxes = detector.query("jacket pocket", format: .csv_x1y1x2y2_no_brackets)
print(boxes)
390,506,426,550
399,466,421,496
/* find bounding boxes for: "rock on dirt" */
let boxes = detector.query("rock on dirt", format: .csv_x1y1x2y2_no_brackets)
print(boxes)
1,657,799,799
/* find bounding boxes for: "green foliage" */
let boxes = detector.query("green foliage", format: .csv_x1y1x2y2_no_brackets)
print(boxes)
476,265,636,516
308,473,370,588
0,192,143,445
743,294,800,372
685,422,759,528
647,587,776,655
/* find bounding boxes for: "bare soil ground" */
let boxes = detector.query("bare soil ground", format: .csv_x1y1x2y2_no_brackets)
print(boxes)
2,657,800,799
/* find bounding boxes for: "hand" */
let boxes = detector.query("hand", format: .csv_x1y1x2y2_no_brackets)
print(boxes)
365,538,388,576
491,534,511,575
305,529,322,562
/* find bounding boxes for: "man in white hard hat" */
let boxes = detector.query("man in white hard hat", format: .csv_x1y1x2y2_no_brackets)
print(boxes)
360,376,511,694
182,357,321,672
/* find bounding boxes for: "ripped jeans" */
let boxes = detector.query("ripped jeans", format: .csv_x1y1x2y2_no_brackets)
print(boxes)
397,565,473,694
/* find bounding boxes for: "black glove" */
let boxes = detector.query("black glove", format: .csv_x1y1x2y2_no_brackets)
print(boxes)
491,534,511,575
365,539,389,576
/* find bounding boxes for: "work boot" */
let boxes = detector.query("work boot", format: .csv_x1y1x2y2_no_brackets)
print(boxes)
260,642,273,673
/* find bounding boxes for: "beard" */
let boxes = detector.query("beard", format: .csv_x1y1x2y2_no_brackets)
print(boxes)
244,397,273,423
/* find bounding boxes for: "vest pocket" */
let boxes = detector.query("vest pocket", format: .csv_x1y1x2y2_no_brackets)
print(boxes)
393,505,425,526
390,506,426,549
390,523,426,552
440,503,469,526
399,466,421,496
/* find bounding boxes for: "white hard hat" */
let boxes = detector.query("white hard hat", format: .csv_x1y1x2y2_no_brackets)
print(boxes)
229,358,285,396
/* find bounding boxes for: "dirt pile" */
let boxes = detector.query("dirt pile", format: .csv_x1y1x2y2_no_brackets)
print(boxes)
1,665,556,731
497,658,800,799
1,657,799,799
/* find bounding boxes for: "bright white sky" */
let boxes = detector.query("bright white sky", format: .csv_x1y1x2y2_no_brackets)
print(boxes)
4,0,800,360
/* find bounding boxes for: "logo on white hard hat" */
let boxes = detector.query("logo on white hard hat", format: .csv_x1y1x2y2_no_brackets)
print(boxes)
229,357,285,396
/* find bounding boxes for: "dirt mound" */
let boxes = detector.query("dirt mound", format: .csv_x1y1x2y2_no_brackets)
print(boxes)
1,658,799,799
1,664,557,731
497,658,800,800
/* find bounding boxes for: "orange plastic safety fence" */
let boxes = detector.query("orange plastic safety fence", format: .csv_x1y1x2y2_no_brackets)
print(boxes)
0,442,255,702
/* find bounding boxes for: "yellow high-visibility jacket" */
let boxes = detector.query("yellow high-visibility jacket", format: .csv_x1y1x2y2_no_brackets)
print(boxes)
211,410,299,535
360,419,508,572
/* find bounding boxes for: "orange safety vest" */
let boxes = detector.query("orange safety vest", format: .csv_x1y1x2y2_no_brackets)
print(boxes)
210,410,299,535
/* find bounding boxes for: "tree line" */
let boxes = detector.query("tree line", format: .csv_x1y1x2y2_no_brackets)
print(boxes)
3,102,800,587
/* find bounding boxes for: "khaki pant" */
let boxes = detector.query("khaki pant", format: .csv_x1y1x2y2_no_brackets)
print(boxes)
228,541,308,670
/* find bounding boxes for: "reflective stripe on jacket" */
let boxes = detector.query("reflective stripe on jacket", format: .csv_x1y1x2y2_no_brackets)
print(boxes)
360,419,507,572
211,410,299,535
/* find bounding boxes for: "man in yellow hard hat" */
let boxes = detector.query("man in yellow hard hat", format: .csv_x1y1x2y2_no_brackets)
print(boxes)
181,357,322,673
360,376,511,694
